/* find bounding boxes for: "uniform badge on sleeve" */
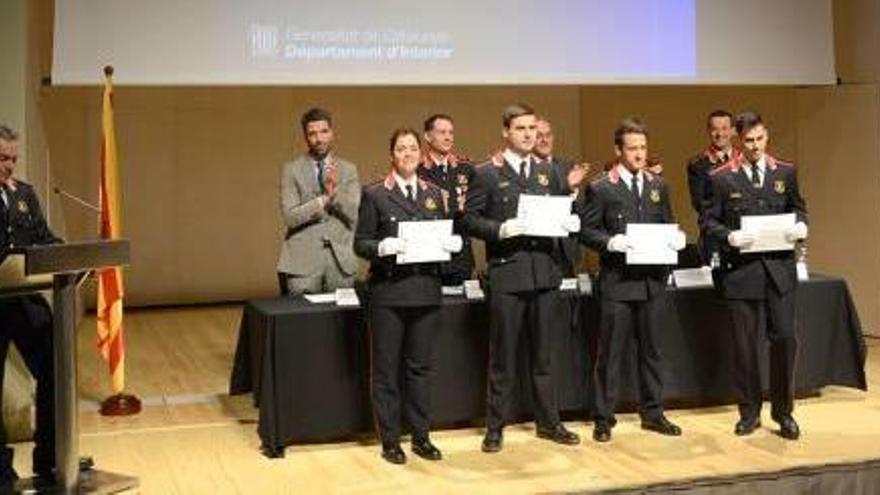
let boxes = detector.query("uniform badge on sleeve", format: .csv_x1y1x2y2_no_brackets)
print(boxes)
424,197,437,210
537,173,549,187
16,200,28,214
774,180,786,194
649,189,661,203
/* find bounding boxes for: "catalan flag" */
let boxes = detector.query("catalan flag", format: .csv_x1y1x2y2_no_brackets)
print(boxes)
96,66,126,394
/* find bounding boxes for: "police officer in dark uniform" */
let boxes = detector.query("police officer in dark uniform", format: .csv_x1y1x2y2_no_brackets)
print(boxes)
686,110,739,264
462,104,581,453
703,112,808,440
577,118,687,442
416,114,475,285
354,128,463,465
0,124,59,486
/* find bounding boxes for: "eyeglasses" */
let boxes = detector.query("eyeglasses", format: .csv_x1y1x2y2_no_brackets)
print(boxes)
0,154,17,164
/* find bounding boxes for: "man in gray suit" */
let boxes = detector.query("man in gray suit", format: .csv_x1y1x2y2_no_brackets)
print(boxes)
277,108,361,296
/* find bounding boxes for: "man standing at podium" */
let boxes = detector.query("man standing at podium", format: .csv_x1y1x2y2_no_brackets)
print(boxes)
277,108,361,296
0,124,60,486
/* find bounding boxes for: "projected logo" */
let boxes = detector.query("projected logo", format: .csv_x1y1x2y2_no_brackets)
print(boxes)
250,24,280,58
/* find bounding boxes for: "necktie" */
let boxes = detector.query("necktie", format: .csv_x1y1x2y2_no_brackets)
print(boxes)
750,166,761,188
316,160,325,193
406,184,416,202
519,158,529,183
630,174,641,203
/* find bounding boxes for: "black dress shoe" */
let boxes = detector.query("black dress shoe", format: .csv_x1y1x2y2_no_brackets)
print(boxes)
537,423,580,446
641,416,682,436
481,429,503,453
381,443,407,465
775,415,800,440
734,416,762,436
411,437,442,461
592,422,612,443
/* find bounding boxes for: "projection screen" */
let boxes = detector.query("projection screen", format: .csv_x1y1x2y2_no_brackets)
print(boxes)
52,0,835,86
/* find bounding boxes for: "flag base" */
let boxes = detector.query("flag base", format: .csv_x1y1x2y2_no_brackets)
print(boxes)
99,393,142,416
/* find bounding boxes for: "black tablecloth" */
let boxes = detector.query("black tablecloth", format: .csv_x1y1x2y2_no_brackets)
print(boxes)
229,275,867,452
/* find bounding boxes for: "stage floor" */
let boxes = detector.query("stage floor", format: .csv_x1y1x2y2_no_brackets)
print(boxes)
12,304,879,494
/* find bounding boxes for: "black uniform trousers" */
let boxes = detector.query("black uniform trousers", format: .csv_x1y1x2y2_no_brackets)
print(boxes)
369,304,439,445
593,292,667,424
485,288,559,431
728,287,797,421
0,296,56,478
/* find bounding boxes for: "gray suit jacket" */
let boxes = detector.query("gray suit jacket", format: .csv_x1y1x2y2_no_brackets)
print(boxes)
276,154,360,277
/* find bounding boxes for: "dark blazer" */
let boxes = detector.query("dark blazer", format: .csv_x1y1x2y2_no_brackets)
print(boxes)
548,157,583,277
417,157,476,280
1,180,61,254
461,157,565,293
686,148,739,216
0,180,62,328
703,155,807,299
577,166,674,302
354,174,450,307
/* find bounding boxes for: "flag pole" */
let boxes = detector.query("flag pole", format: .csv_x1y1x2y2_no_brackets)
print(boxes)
98,65,141,417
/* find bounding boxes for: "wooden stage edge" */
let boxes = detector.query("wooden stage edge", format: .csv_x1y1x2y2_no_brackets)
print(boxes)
9,305,879,494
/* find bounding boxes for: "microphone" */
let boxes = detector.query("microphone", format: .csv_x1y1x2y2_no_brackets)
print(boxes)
53,186,101,214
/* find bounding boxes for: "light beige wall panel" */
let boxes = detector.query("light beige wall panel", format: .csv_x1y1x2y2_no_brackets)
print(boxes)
41,86,580,305
795,84,880,334
834,0,880,83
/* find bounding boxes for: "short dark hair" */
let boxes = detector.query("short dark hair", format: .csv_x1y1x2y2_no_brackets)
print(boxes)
300,107,333,133
735,112,763,135
613,117,648,147
389,127,421,154
424,114,454,132
706,109,733,127
0,124,18,142
502,103,535,128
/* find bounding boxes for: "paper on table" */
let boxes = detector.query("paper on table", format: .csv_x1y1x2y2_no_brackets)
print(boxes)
396,219,453,264
516,194,574,237
740,213,795,253
672,267,714,288
625,223,679,265
303,293,336,304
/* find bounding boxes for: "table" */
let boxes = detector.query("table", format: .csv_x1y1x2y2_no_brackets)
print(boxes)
229,275,867,456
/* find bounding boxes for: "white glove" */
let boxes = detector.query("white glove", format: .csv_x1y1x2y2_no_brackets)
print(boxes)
728,230,756,248
441,235,463,253
607,234,630,253
377,237,406,257
784,221,808,242
561,214,581,233
499,218,527,239
667,229,687,251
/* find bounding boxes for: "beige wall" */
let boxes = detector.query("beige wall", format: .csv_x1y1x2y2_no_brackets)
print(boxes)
44,86,581,305
18,0,880,336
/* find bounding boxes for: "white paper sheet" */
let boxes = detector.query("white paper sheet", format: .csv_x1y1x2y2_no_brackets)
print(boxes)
516,194,574,238
739,213,796,253
672,267,714,288
625,223,679,265
395,219,453,264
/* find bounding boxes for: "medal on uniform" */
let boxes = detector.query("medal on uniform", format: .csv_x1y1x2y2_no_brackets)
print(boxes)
774,180,786,194
537,173,549,186
425,197,437,210
499,181,510,189
730,192,742,199
457,174,468,185
649,189,661,203
16,200,28,213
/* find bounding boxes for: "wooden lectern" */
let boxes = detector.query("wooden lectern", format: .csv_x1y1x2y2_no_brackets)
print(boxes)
0,240,138,494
